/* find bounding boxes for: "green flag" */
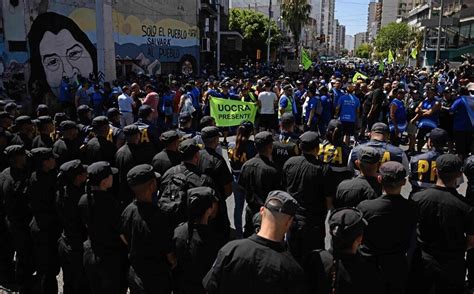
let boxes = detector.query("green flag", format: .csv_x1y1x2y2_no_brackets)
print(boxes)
209,97,258,127
410,47,418,59
378,62,385,72
301,48,312,70
352,72,368,83
388,49,395,64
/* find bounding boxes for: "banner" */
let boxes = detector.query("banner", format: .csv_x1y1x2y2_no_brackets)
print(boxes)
210,97,258,127
352,71,368,83
388,49,395,64
301,48,312,70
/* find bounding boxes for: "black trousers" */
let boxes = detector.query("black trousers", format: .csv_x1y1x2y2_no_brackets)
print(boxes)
0,222,15,285
31,229,60,294
58,237,90,294
287,221,325,265
366,253,409,294
128,265,171,294
9,224,35,293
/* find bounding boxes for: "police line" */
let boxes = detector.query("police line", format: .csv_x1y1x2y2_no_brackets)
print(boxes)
209,96,258,127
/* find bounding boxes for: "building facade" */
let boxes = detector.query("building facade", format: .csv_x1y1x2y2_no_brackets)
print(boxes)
354,32,367,50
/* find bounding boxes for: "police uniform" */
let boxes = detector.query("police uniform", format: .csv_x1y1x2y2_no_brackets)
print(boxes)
28,148,60,293
119,164,173,294
10,116,34,150
56,160,90,294
53,121,82,166
304,208,384,294
239,132,282,236
152,130,182,175
173,187,220,294
32,116,55,148
272,113,300,171
79,162,127,294
464,156,474,289
133,106,161,162
411,154,474,294
283,132,335,261
85,116,117,166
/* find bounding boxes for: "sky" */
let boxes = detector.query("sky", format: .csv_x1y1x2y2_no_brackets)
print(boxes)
335,0,370,37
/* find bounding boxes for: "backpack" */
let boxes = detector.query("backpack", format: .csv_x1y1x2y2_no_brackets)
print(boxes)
159,169,204,226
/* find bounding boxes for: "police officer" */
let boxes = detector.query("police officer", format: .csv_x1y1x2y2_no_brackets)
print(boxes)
304,208,384,294
464,155,474,289
410,154,474,294
120,164,176,294
36,104,49,117
32,116,55,148
134,105,160,162
349,122,409,174
203,191,307,294
106,108,125,149
10,116,35,150
0,111,14,131
152,130,181,176
272,113,300,171
335,146,382,208
76,105,93,143
283,131,334,262
85,116,117,165
79,161,127,294
357,161,418,294
28,147,60,293
177,112,195,140
2,145,35,293
56,160,90,294
239,132,282,236
173,187,220,294
53,120,82,166
409,128,448,194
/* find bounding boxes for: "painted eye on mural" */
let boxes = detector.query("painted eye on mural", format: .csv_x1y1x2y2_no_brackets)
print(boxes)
43,56,61,72
67,45,83,61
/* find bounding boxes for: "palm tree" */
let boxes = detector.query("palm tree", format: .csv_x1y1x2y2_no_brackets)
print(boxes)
281,0,312,58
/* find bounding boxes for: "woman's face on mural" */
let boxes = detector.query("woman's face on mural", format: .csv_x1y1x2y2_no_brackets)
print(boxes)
39,29,93,96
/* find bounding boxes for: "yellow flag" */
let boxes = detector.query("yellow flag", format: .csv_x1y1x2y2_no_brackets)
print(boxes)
388,49,395,64
301,48,312,70
410,48,418,59
352,72,368,83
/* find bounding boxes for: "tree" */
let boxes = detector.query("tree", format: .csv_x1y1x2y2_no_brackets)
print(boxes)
356,43,372,59
340,48,349,56
281,0,311,57
375,22,415,53
229,8,282,61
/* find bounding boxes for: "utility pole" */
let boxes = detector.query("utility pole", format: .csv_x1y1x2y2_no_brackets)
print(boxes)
267,0,272,67
435,0,444,61
217,0,221,76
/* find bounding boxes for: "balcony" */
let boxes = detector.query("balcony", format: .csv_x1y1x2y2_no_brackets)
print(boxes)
201,0,218,17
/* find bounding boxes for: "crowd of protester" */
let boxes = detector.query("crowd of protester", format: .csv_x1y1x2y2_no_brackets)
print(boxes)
0,56,473,294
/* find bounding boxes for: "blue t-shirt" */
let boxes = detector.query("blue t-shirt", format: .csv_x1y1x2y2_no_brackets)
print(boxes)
333,88,344,106
320,95,332,123
305,96,319,123
191,87,201,108
450,96,474,132
338,94,360,123
92,91,103,105
279,95,297,115
59,80,71,102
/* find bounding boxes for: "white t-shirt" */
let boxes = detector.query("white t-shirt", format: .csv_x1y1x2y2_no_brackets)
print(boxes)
258,91,277,114
118,93,134,113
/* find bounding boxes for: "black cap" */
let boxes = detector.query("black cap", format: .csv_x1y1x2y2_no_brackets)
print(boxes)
299,131,320,150
5,102,17,112
240,120,254,132
36,104,49,115
123,124,140,137
59,120,78,132
254,131,273,148
87,161,118,185
0,111,13,120
4,145,26,157
187,187,219,218
379,161,406,183
327,119,342,132
199,116,215,128
77,105,92,115
138,105,153,118
201,126,221,140
179,139,200,158
91,116,109,128
329,207,366,246
436,154,462,174
160,130,179,144
58,160,87,182
359,146,381,164
371,122,389,134
281,113,295,125
31,147,58,162
127,164,160,187
54,113,69,124
428,128,448,144
463,155,474,179
107,108,121,118
179,111,192,123
14,116,32,127
264,190,299,216
37,116,53,126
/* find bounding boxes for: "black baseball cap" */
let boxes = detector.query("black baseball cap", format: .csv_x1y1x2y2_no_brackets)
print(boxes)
5,102,17,112
281,113,295,125
329,207,366,245
4,145,26,158
264,190,299,216
436,154,462,174
187,187,219,219
371,122,389,134
37,116,53,126
54,113,69,124
463,155,474,179
138,105,153,118
200,116,215,128
91,116,109,128
77,105,92,115
379,161,406,183
160,130,179,144
299,131,320,151
327,119,342,132
59,120,78,132
179,139,200,158
36,104,49,115
107,108,121,118
179,111,192,123
0,111,13,120
359,146,381,164
14,116,33,127
31,147,58,162
201,126,221,139
428,128,448,144
58,159,87,182
127,164,161,187
123,124,140,137
240,120,254,132
87,161,118,185
254,131,274,148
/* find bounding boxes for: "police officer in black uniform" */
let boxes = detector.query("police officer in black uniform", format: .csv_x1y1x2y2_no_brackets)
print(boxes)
409,128,448,194
152,130,181,175
0,127,12,171
76,105,93,144
239,131,282,236
2,145,35,293
28,147,60,293
53,120,82,166
349,122,409,173
464,155,474,290
173,187,220,294
203,191,307,294
10,116,35,150
106,108,125,150
283,131,335,262
32,116,55,148
120,164,176,294
85,116,117,165
56,160,90,294
0,111,14,131
272,113,300,171
335,146,382,208
79,161,127,294
134,105,160,162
